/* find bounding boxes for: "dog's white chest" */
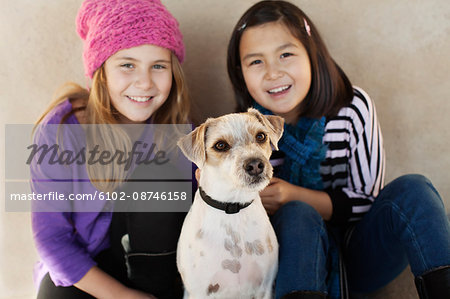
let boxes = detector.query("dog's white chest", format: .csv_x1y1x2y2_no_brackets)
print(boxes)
177,193,278,299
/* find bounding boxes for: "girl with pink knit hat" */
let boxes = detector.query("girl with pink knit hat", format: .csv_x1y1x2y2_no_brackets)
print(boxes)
31,0,190,298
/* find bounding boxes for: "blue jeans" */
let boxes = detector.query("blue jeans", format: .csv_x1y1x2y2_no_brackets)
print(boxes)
271,174,450,298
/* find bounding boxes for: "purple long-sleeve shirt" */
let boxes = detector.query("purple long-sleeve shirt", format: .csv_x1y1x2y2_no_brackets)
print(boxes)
31,100,111,288
31,99,195,289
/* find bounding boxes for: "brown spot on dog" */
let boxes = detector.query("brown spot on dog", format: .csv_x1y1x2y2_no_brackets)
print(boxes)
231,245,243,258
224,238,233,251
225,238,243,258
222,259,241,273
225,225,241,244
225,224,232,235
254,240,264,255
245,241,254,255
266,235,274,253
196,229,204,239
200,251,204,257
231,231,241,244
245,240,265,255
207,283,220,295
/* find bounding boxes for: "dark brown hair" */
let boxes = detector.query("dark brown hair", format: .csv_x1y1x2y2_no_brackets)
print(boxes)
227,0,353,118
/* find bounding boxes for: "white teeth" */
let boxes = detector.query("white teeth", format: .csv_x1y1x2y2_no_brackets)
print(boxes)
268,85,290,94
128,96,152,102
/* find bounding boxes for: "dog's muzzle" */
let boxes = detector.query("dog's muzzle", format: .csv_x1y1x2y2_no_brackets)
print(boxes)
244,158,265,176
242,157,271,187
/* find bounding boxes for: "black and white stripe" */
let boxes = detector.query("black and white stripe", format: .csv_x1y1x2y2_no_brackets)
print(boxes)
321,87,385,223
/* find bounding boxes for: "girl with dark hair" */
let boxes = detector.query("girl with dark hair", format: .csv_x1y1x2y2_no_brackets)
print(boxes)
227,1,450,298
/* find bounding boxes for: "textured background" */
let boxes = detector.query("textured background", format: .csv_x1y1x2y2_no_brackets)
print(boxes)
1,0,449,298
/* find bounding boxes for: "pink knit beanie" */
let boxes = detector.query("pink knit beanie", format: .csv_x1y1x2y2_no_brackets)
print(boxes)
76,0,185,78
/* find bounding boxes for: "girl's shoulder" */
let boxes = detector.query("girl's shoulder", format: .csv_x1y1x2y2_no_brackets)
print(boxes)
35,99,84,146
333,86,375,120
325,86,377,139
40,98,79,125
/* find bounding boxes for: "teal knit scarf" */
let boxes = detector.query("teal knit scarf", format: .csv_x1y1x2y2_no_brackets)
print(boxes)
253,103,327,190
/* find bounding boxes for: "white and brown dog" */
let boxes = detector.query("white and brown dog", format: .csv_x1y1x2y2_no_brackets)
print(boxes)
176,108,284,299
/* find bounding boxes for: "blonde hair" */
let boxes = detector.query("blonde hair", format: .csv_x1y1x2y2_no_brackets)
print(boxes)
35,53,190,191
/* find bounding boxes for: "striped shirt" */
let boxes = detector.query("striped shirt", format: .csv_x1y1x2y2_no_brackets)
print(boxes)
270,87,385,225
321,87,385,225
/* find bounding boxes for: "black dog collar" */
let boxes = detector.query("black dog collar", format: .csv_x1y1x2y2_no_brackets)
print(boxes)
198,187,253,214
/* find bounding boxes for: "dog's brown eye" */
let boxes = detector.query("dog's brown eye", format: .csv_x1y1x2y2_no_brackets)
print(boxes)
214,140,230,152
255,132,267,143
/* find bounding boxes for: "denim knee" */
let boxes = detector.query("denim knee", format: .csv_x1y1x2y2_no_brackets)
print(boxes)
271,201,326,241
272,201,323,226
380,174,443,211
366,174,450,277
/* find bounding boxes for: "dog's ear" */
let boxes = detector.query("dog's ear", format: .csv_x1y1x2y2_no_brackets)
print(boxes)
177,123,208,167
247,108,284,150
262,114,284,150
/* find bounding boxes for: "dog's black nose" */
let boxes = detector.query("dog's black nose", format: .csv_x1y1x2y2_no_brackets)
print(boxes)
244,158,264,176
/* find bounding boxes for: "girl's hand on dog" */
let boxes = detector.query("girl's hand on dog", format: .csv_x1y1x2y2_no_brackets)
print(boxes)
260,177,296,214
261,177,334,220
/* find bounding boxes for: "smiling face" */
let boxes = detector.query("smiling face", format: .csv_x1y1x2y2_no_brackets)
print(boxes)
239,22,312,124
104,44,173,124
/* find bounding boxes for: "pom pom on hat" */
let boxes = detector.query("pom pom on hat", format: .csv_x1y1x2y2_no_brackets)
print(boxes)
76,0,184,78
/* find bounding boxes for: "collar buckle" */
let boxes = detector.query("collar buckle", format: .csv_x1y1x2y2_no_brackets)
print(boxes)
225,203,240,214
199,186,253,214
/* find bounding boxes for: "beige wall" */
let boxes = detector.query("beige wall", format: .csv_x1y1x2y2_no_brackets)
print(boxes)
1,0,449,297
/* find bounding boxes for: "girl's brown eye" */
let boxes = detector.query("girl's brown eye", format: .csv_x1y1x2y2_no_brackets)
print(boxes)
256,132,267,143
214,140,230,152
